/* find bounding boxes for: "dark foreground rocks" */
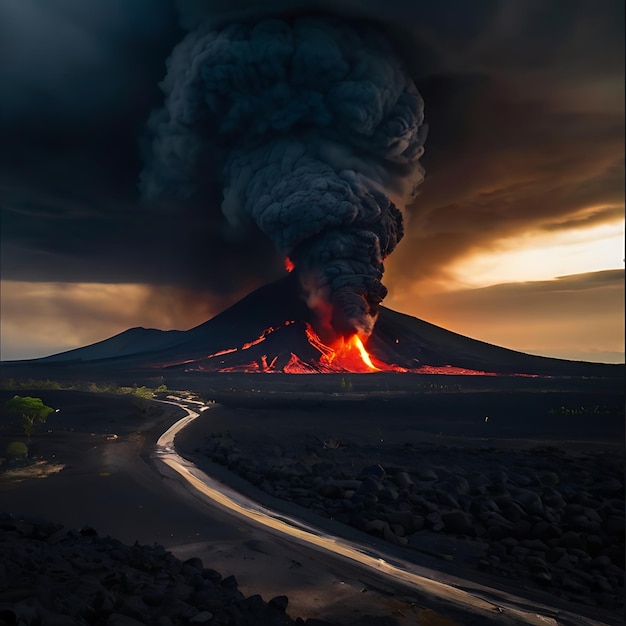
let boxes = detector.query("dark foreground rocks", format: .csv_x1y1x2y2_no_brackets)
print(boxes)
196,434,625,615
0,514,374,626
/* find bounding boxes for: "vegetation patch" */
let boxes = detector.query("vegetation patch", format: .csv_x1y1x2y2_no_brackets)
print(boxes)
5,441,28,460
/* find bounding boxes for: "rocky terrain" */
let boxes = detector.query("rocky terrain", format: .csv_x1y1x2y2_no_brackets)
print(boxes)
0,514,400,626
189,432,625,615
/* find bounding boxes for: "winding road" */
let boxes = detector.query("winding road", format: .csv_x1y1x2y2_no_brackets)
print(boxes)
152,396,607,626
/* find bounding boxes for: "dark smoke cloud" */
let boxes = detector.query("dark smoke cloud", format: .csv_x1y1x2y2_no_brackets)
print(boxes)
141,16,426,337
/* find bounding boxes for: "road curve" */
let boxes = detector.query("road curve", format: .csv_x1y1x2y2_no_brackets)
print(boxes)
152,397,603,626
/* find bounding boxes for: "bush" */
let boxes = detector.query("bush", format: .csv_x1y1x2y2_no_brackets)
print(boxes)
6,395,55,438
6,441,28,460
134,386,153,399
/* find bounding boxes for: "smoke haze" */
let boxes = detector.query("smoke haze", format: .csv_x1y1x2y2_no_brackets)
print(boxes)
141,15,426,337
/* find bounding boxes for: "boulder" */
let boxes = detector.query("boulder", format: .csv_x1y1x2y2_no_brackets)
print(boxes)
441,511,474,536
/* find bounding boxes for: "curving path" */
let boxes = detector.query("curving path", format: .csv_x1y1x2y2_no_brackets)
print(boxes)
152,397,604,626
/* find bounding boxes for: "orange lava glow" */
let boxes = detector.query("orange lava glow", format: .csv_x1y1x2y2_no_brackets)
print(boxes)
351,335,378,369
159,319,507,375
208,348,238,358
283,352,320,374
284,257,295,272
320,333,380,372
305,326,406,373
241,322,294,350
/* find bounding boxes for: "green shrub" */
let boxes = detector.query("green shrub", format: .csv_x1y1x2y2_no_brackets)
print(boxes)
6,441,28,460
134,386,153,399
6,395,55,438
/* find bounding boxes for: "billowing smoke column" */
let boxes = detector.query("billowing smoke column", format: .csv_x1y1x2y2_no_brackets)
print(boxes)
142,16,426,339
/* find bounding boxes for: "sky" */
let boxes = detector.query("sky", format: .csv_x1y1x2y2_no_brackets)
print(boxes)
0,0,624,363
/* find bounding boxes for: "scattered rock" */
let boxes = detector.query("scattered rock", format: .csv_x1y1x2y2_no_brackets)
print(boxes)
359,464,386,480
606,515,625,536
0,516,330,626
441,511,474,536
392,471,414,490
425,512,444,532
413,464,438,482
195,432,624,615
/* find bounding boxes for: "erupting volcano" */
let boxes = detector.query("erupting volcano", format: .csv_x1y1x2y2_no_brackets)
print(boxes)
143,274,512,375
141,15,426,342
10,273,622,380
5,15,621,383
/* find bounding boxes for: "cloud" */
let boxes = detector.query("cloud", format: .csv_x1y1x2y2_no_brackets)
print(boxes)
388,72,623,262
386,270,625,363
2,0,623,292
0,0,178,124
0,280,246,361
0,0,623,360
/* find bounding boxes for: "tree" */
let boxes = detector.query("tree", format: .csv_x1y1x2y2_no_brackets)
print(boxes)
6,395,55,438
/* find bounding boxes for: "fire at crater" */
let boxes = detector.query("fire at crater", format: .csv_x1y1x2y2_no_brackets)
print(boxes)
142,14,427,348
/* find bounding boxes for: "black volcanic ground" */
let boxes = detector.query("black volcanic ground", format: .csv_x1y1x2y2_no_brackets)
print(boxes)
1,274,623,383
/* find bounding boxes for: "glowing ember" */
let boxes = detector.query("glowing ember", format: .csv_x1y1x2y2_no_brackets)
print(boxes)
284,257,295,272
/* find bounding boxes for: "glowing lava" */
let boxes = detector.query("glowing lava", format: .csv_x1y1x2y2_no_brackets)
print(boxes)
321,333,380,372
351,335,378,370
159,320,499,375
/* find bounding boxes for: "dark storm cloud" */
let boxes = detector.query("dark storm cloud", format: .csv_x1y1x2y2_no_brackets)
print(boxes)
1,0,623,308
0,0,282,292
1,0,176,123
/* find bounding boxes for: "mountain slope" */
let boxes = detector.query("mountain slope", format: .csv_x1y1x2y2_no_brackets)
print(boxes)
37,327,186,363
3,274,623,378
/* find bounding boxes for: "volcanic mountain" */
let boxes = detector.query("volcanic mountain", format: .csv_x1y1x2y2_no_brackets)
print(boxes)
4,274,622,380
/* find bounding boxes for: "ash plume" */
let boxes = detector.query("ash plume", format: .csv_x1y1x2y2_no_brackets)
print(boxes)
141,15,426,338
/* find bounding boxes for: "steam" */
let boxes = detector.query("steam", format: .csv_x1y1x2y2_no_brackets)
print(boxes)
142,15,426,338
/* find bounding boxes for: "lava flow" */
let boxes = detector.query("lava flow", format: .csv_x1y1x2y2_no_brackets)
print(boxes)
313,330,381,373
303,324,406,373
162,320,409,373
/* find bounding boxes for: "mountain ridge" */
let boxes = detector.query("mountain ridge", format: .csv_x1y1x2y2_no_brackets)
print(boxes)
2,275,623,378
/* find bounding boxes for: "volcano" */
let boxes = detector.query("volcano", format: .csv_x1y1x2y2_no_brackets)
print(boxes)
5,274,621,381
